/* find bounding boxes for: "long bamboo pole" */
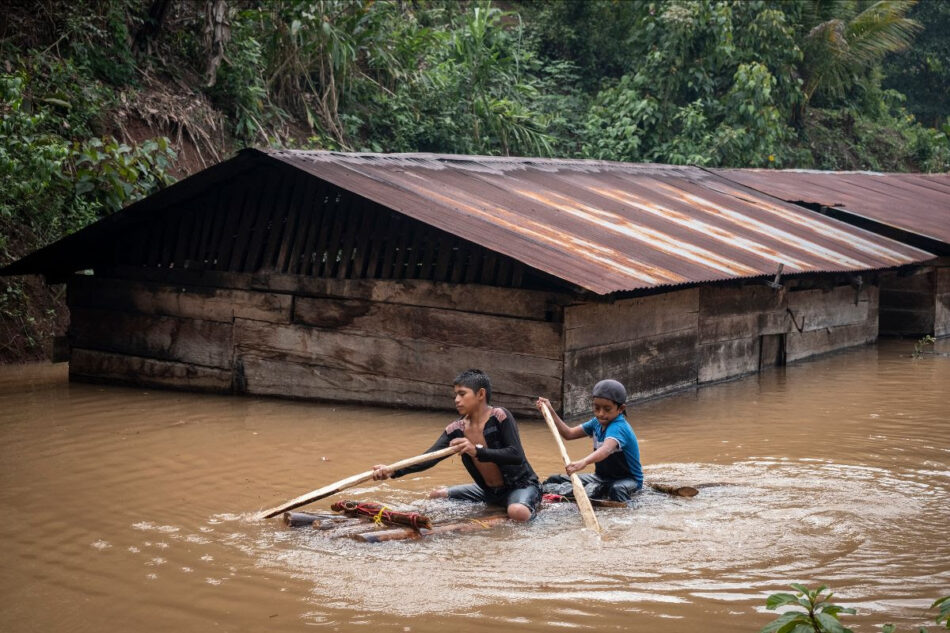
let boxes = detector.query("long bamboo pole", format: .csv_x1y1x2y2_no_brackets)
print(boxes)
258,445,462,519
538,402,601,533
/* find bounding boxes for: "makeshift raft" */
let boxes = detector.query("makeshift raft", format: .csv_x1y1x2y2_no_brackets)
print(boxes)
278,482,703,542
281,501,507,542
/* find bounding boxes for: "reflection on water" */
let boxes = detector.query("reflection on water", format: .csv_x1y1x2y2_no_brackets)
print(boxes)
0,339,948,632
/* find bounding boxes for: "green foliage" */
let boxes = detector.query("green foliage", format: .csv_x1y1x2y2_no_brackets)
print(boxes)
0,66,176,261
0,73,79,249
913,334,937,358
761,584,856,633
206,11,274,143
934,596,950,629
421,1,554,156
581,1,801,167
65,0,140,87
514,0,649,91
73,136,177,214
0,281,57,356
799,0,920,108
761,586,950,633
883,0,950,128
238,0,418,148
308,0,556,156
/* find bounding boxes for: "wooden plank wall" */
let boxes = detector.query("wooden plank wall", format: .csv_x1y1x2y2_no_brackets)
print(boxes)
935,259,950,338
879,268,936,337
698,285,785,383
66,271,566,417
562,281,881,418
563,290,699,415
68,269,884,419
784,284,878,362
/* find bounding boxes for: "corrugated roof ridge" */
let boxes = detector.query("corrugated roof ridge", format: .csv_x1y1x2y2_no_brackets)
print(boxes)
260,147,699,173
717,167,947,177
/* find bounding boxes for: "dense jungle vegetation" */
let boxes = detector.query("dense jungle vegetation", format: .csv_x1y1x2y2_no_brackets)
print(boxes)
1,0,949,361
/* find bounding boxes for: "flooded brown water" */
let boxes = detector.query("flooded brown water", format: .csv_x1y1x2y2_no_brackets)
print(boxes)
1,340,948,632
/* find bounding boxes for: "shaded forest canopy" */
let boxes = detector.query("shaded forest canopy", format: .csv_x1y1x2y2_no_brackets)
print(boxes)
1,0,949,362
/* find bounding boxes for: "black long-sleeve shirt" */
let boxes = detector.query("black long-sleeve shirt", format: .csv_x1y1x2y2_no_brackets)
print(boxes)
392,407,539,490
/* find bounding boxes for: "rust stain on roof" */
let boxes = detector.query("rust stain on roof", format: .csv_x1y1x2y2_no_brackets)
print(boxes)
270,151,931,294
586,185,813,272
715,169,950,248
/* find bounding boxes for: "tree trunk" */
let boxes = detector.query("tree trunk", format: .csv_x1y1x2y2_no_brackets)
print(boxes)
134,0,172,54
204,0,230,87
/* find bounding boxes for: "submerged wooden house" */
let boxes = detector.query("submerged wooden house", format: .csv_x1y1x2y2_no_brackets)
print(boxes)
1,151,934,417
717,169,950,338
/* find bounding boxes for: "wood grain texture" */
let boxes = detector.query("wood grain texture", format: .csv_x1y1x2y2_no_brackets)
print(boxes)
69,348,233,392
69,307,233,368
68,275,292,324
233,319,562,397
292,297,562,359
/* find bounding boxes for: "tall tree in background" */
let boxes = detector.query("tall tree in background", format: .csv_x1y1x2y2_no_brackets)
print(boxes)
883,0,950,128
797,0,920,113
580,1,802,167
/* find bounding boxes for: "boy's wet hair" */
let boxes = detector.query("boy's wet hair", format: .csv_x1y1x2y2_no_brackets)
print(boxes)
453,369,492,403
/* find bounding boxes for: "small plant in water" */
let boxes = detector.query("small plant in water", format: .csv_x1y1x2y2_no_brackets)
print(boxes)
760,584,855,633
761,587,950,633
913,335,936,358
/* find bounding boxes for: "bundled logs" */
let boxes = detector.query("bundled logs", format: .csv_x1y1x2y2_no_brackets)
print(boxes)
276,484,708,542
355,513,510,543
330,500,433,530
277,499,510,542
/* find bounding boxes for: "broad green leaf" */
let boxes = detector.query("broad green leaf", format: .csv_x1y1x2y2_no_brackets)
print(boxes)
759,611,806,633
39,97,71,109
790,583,810,596
815,612,851,633
766,593,801,610
821,605,856,616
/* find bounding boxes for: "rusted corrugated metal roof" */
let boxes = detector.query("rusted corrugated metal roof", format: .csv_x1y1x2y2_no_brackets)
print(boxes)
2,150,935,292
715,168,950,249
263,150,932,294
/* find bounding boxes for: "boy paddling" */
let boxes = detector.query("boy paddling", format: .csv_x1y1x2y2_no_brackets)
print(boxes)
536,379,643,503
372,369,541,522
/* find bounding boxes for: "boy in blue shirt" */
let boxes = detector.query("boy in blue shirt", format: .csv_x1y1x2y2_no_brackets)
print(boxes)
536,379,643,502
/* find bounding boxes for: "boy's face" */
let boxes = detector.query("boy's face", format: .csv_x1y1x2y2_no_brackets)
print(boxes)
454,385,484,416
592,397,624,426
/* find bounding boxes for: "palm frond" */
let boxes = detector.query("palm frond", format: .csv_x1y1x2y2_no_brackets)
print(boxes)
800,0,920,102
845,0,920,63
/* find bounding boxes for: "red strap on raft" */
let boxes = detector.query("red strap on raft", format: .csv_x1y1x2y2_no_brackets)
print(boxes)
330,500,432,530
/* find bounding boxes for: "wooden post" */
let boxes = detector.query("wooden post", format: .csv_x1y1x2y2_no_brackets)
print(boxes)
258,445,462,519
281,511,338,527
649,482,699,497
538,402,601,533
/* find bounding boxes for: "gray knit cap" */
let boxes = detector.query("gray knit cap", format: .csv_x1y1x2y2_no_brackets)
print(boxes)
592,379,627,405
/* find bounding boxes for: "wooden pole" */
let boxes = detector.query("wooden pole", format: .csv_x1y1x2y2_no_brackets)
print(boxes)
258,445,462,519
281,511,339,527
538,402,601,533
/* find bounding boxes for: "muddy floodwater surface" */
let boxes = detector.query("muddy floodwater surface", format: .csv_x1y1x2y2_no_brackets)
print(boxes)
1,340,948,632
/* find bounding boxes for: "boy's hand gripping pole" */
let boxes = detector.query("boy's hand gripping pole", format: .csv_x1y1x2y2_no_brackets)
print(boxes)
539,402,602,533
257,445,462,519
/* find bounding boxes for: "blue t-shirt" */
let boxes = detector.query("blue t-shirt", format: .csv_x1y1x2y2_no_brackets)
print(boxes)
581,414,643,486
